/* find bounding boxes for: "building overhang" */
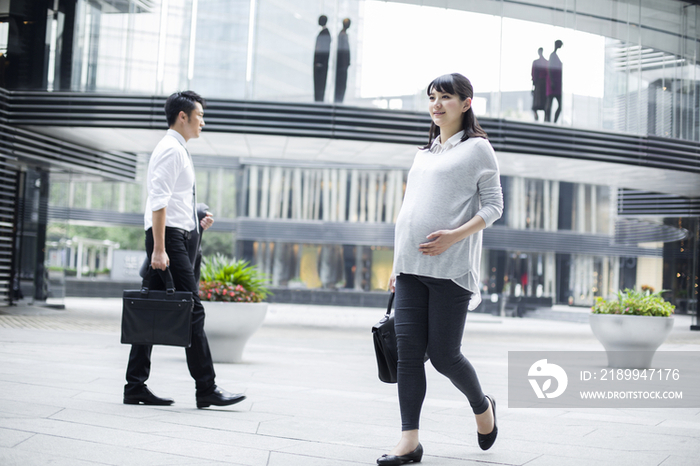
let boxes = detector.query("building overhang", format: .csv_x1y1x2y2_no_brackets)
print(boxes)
5,89,699,197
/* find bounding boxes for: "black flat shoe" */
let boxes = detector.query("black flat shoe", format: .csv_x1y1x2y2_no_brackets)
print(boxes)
478,395,498,450
377,443,423,465
196,386,246,409
123,387,174,406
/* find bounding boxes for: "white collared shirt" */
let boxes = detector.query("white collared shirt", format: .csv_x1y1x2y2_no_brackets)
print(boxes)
429,130,465,154
144,129,196,231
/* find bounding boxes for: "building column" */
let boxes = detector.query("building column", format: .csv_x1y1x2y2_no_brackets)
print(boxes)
248,166,258,217
76,241,84,279
33,170,49,301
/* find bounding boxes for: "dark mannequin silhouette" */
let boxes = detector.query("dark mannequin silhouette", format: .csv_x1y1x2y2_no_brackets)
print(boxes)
334,18,351,104
545,40,563,123
314,15,331,102
531,47,548,121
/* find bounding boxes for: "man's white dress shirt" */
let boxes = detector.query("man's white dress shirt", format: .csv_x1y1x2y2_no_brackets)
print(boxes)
144,129,196,232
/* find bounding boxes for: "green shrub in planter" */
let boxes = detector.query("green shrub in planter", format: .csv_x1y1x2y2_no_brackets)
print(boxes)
591,289,674,317
199,254,270,303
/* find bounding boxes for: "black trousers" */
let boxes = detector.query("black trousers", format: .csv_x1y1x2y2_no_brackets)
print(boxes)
314,63,328,102
545,94,562,122
124,227,216,396
335,66,348,103
395,274,489,431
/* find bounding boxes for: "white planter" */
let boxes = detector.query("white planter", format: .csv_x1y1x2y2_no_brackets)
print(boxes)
203,302,268,363
589,313,674,368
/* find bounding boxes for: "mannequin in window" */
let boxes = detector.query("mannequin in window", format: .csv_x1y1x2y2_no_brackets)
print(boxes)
313,15,331,102
531,47,548,121
335,18,351,104
545,40,563,123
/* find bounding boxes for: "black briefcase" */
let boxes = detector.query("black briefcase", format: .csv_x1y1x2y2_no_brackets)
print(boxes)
121,267,193,347
371,292,429,384
372,293,399,383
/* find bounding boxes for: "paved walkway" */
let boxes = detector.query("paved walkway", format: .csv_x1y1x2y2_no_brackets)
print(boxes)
1,298,699,465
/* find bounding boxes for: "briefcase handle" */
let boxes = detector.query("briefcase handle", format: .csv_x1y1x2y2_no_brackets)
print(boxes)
141,266,177,297
385,292,394,317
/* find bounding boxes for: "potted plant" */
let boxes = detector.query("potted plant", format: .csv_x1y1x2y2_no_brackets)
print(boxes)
199,254,271,363
589,288,675,368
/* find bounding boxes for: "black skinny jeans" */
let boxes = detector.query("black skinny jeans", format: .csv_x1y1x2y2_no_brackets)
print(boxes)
125,227,216,396
395,274,489,431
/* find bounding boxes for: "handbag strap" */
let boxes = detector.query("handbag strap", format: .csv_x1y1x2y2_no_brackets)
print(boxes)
386,292,394,316
141,266,177,296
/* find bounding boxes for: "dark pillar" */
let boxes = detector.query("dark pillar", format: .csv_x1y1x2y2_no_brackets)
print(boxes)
5,0,51,89
557,182,574,231
33,170,49,301
57,0,76,90
555,253,571,305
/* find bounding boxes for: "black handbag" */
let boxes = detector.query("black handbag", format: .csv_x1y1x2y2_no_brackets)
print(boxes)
372,292,399,383
121,267,193,347
372,292,429,384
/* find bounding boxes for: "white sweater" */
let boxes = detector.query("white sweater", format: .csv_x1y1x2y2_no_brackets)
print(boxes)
393,131,503,310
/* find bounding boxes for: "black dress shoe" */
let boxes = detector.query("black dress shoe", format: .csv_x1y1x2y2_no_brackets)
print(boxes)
478,395,498,450
196,386,246,409
123,387,174,406
377,443,423,465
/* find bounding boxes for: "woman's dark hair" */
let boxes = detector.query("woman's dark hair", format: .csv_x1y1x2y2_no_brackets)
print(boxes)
422,73,487,149
165,90,206,127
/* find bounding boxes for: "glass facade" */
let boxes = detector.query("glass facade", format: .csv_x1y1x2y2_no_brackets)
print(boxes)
12,0,694,310
52,0,699,141
48,158,656,306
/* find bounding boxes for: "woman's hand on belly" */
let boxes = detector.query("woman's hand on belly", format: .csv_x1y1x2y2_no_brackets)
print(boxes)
419,229,459,256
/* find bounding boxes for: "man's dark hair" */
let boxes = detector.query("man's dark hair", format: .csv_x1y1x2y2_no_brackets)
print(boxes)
165,90,206,127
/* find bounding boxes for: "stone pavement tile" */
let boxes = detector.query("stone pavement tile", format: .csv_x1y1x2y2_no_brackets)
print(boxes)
0,398,65,419
267,450,369,466
580,427,698,458
657,416,700,431
523,451,669,466
274,440,527,466
0,381,82,403
250,397,401,432
144,424,301,452
256,416,396,449
561,410,672,426
48,407,201,436
502,437,670,465
422,441,537,466
44,396,188,421
248,390,400,427
0,447,103,466
0,427,34,448
144,409,272,435
9,434,199,466
134,437,272,466
273,443,526,466
491,411,699,457
414,455,517,466
47,403,303,453
659,456,700,466
0,417,166,448
273,442,390,465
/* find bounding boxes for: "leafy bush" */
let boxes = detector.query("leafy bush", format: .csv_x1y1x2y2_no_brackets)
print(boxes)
199,254,270,303
591,289,674,317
